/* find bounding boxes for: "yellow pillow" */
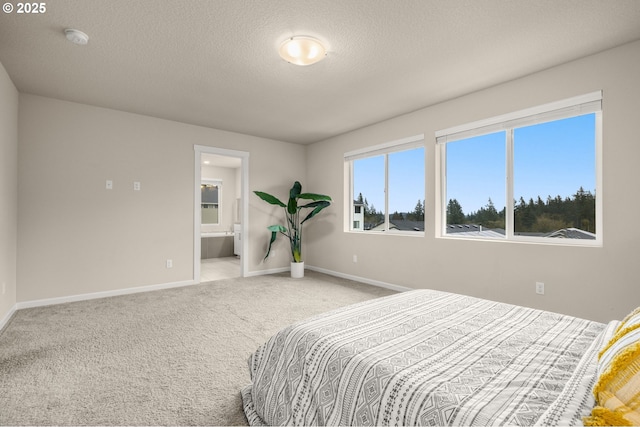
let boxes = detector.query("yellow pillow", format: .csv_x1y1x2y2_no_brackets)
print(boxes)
598,308,640,361
619,307,640,329
584,308,640,426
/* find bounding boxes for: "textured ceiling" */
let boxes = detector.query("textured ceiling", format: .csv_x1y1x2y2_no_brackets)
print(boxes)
1,0,640,144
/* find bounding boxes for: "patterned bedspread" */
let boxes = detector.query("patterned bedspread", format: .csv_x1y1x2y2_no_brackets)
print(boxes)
241,290,612,426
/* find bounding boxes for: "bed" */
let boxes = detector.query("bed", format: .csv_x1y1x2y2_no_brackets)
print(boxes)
241,289,639,426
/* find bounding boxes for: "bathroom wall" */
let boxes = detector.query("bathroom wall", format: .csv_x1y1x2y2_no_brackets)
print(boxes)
201,164,239,234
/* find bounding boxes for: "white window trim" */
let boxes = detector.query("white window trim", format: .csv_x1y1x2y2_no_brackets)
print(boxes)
201,179,222,226
436,92,603,247
436,91,602,144
344,134,425,236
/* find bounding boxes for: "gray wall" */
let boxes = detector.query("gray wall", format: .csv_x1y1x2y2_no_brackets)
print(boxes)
306,40,640,323
0,61,18,324
17,94,306,302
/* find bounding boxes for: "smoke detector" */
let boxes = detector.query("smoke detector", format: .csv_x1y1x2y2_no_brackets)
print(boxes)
64,29,89,45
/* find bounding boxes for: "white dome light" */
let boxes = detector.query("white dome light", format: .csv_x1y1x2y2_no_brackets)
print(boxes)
279,36,327,66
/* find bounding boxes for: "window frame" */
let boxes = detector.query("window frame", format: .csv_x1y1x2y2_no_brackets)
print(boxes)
344,134,426,236
435,92,603,247
201,179,222,226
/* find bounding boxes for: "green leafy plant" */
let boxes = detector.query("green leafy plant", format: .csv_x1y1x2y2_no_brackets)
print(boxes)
254,181,332,263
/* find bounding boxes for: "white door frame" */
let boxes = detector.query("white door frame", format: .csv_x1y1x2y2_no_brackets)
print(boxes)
194,145,249,281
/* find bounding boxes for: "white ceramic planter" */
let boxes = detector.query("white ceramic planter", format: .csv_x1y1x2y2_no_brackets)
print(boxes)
291,261,304,279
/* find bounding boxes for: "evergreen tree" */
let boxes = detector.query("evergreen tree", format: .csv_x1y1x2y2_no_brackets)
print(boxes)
472,198,499,225
572,187,595,232
486,198,498,217
447,199,465,224
411,199,425,221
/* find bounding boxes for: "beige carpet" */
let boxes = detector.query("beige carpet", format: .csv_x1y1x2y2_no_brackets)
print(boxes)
0,271,396,426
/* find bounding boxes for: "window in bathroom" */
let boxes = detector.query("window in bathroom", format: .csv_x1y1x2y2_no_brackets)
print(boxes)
201,180,222,225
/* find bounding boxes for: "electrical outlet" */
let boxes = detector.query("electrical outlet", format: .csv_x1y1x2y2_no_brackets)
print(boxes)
535,282,545,295
133,181,141,191
166,259,173,268
353,255,358,263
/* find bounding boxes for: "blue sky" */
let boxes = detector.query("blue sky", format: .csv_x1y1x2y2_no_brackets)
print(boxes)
447,113,596,214
353,147,425,214
353,113,595,215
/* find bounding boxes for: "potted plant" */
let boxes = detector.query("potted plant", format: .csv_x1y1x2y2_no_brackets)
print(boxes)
254,181,331,278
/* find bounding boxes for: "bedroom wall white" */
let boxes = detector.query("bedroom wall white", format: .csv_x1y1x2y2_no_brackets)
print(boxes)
306,40,640,323
17,95,306,303
0,61,18,327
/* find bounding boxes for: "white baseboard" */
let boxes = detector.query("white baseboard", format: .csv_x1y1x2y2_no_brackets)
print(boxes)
0,304,17,333
7,266,409,319
244,266,290,277
16,279,197,310
13,266,292,310
305,265,413,293
13,267,295,311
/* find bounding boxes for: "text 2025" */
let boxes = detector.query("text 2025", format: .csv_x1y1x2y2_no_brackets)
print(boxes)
17,2,46,13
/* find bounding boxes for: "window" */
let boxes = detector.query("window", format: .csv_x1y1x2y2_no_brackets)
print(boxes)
201,180,221,225
345,135,425,234
353,203,364,230
437,92,602,245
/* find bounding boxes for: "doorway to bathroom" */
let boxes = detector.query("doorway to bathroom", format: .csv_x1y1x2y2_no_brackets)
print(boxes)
194,145,249,282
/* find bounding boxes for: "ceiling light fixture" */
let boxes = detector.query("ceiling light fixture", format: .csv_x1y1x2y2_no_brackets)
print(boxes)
64,28,89,45
279,36,327,66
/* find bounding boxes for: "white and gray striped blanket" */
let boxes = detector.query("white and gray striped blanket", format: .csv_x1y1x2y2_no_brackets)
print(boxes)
242,290,614,426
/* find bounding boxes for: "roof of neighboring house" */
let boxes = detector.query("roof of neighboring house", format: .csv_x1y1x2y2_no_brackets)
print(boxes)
446,224,505,238
389,220,424,232
446,224,596,240
368,219,424,232
544,228,596,240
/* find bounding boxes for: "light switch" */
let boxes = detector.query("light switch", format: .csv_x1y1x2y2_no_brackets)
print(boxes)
106,180,113,190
